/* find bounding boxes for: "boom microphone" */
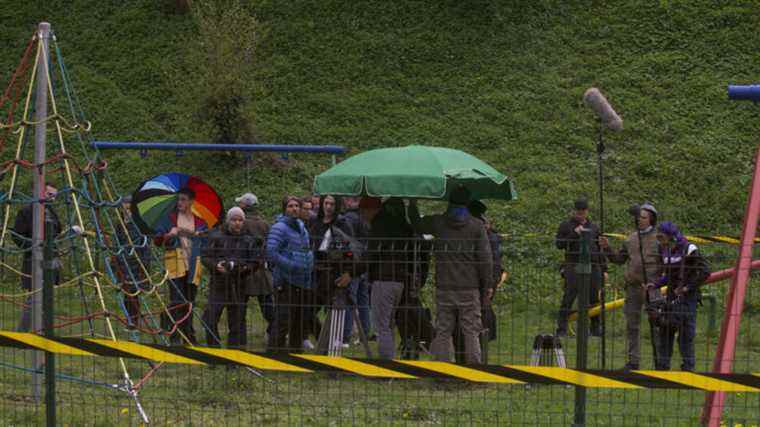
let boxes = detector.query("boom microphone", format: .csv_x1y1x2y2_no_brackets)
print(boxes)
583,88,623,131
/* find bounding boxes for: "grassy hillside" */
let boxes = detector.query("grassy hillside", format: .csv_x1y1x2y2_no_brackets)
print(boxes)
1,0,759,237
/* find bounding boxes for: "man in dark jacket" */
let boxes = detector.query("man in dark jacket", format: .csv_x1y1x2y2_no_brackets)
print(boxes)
13,183,62,332
408,186,492,364
236,192,274,340
555,198,607,337
202,207,258,348
600,202,661,370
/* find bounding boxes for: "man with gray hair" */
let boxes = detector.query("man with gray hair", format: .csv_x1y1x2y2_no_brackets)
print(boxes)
600,202,661,370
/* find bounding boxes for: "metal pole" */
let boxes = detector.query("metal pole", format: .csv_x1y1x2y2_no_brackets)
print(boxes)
43,218,56,427
573,229,591,427
31,21,51,403
595,122,606,369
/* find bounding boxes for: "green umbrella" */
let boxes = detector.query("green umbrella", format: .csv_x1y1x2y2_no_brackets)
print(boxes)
314,145,517,201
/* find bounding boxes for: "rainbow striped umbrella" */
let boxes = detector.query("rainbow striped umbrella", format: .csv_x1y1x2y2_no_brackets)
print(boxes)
130,172,223,235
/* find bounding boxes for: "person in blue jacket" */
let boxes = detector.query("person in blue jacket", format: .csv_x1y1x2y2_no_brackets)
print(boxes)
266,196,314,353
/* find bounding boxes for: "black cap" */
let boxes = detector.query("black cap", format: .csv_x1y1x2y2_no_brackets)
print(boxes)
449,186,471,206
574,198,589,210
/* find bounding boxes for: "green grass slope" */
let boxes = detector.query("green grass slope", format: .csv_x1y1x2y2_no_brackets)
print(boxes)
1,0,759,237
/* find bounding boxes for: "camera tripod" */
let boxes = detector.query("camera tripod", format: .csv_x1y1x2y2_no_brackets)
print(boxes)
316,286,372,357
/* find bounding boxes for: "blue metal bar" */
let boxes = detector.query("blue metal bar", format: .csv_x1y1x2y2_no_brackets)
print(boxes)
728,84,760,102
91,141,347,154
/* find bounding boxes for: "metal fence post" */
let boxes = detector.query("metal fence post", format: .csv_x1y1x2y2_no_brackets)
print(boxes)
573,229,591,427
43,217,56,426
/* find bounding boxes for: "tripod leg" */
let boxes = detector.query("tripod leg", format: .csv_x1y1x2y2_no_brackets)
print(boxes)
332,308,345,357
353,307,372,358
316,308,332,354
648,317,659,369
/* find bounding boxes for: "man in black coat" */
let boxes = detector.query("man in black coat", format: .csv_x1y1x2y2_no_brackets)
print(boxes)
555,198,606,337
13,183,62,331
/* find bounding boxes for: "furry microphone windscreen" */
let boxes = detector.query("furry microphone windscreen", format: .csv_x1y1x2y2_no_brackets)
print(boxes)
583,88,623,131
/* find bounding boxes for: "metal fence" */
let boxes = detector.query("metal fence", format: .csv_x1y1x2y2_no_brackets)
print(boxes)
1,225,758,425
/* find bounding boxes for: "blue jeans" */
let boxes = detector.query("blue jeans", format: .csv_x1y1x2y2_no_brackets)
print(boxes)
656,298,697,371
343,275,371,342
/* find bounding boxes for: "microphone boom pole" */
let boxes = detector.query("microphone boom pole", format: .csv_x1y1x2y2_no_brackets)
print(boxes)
583,87,623,370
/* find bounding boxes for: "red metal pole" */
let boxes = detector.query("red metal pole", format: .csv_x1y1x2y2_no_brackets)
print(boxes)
701,148,760,425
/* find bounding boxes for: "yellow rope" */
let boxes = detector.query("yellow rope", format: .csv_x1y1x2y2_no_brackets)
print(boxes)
0,39,40,248
42,42,135,386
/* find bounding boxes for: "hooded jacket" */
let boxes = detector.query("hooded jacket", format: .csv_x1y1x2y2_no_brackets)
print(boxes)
266,214,313,289
409,203,492,291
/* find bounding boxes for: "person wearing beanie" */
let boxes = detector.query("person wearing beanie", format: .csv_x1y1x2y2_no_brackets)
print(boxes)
649,221,710,371
600,202,662,370
554,197,607,338
266,196,314,353
201,206,259,349
408,185,493,364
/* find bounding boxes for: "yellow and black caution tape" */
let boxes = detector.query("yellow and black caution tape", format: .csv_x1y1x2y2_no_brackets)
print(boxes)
1,331,759,392
504,232,757,245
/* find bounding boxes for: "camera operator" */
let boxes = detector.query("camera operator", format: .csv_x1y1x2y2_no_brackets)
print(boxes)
599,202,661,370
201,207,259,349
555,198,606,337
408,186,493,364
309,195,354,347
649,221,709,371
266,196,314,353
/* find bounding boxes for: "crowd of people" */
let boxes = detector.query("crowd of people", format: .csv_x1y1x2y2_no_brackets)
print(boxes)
12,183,710,371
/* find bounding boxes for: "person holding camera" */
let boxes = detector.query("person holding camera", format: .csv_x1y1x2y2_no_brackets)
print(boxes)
555,198,606,337
600,203,661,370
649,221,709,371
266,196,314,353
309,195,354,347
201,207,259,348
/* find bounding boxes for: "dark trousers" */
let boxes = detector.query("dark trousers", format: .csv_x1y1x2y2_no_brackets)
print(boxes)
656,299,697,371
557,266,602,333
254,294,275,336
203,279,248,348
121,282,142,329
269,286,308,353
162,275,197,344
